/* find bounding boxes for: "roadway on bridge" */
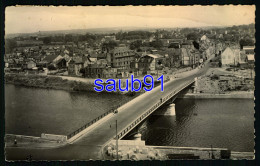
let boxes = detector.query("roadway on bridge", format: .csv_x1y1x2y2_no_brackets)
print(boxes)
6,63,210,160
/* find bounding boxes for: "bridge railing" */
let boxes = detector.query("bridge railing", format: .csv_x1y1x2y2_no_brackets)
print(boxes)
114,80,195,140
67,104,123,139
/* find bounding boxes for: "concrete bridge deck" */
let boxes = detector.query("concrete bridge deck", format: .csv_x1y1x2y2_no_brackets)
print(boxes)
6,64,210,160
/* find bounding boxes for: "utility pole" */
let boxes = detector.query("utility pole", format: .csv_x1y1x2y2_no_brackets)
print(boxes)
116,120,118,160
211,145,215,159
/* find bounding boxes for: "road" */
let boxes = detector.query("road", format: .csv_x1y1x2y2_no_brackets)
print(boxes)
6,63,210,161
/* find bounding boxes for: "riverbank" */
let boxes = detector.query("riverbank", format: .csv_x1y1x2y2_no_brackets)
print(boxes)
179,91,254,99
103,140,254,160
4,65,200,94
5,73,96,92
5,134,66,149
4,73,158,95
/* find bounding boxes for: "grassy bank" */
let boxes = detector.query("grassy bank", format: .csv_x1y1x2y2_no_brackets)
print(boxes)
5,73,97,92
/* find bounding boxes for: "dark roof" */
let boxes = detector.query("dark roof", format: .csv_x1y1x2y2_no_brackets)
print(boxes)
97,53,106,59
88,63,107,69
54,58,65,65
43,54,60,63
89,53,98,58
73,56,84,64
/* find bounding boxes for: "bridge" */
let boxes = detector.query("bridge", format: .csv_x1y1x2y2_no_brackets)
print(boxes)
6,63,210,160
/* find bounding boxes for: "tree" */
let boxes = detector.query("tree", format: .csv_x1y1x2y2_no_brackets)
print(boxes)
5,39,17,53
65,34,73,43
187,32,199,41
150,40,163,49
130,40,142,50
43,37,51,44
218,61,222,68
193,41,200,50
239,38,254,49
102,40,118,50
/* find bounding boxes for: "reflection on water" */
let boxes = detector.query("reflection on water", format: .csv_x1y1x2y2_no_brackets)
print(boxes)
137,98,254,152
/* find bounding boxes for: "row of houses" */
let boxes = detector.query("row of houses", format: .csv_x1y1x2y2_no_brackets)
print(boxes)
221,46,255,66
5,33,221,78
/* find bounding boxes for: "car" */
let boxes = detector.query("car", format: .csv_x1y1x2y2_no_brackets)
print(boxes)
114,110,118,114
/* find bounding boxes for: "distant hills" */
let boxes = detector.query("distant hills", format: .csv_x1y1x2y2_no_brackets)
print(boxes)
5,27,158,38
5,24,253,39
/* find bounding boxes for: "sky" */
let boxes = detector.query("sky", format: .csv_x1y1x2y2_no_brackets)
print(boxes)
5,5,255,34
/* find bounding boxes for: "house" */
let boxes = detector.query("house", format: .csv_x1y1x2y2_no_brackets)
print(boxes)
97,53,107,60
243,46,255,54
181,48,200,68
181,48,189,66
82,56,92,68
200,35,210,42
104,35,116,41
246,54,255,64
68,58,84,76
88,52,98,63
221,47,240,66
137,54,165,75
42,54,63,67
84,63,107,78
103,68,117,78
164,48,182,68
63,54,72,67
110,46,137,70
27,61,36,69
54,58,67,69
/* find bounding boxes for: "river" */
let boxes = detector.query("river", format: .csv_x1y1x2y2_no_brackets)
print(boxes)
5,84,135,136
137,97,254,152
5,84,254,152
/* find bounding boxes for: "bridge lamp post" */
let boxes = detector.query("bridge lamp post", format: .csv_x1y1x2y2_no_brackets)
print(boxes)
156,60,163,79
115,120,119,160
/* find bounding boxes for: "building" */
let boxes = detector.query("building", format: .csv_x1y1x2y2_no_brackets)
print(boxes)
181,48,200,68
246,54,255,65
54,58,67,69
137,54,165,75
104,35,116,41
42,54,63,67
110,46,137,70
84,63,106,78
243,46,255,54
221,47,240,66
27,61,36,69
68,58,83,76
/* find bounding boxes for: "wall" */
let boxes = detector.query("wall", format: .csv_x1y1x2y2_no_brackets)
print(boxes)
110,140,145,146
41,133,67,142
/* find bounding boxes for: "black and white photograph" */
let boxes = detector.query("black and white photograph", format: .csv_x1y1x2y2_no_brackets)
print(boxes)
4,5,255,160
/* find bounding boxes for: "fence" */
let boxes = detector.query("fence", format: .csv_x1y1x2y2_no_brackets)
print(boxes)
67,79,194,140
114,80,195,140
67,104,122,139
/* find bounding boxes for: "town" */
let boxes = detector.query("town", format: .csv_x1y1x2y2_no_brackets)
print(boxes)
4,24,255,85
4,6,255,161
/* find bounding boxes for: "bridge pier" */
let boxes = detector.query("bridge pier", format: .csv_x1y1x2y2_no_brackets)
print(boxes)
133,133,142,141
165,104,176,116
194,77,200,93
153,103,176,116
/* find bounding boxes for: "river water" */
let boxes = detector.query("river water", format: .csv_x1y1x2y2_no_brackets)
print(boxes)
137,98,254,152
5,84,254,152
